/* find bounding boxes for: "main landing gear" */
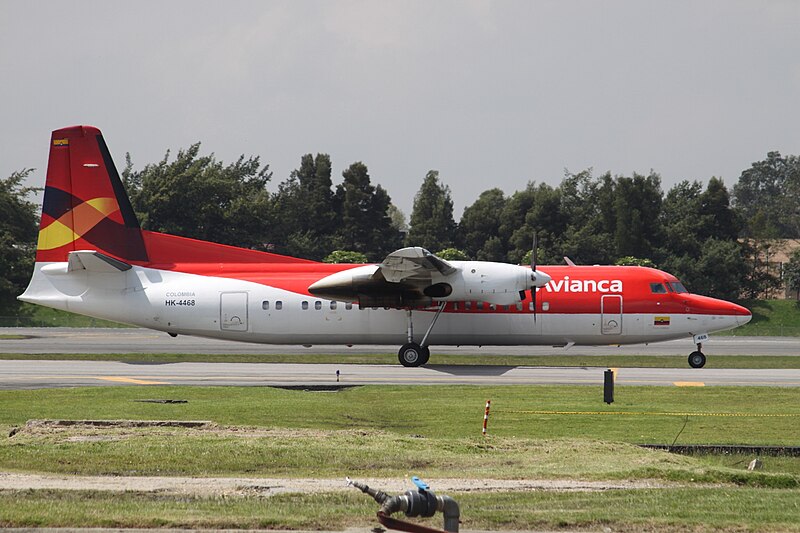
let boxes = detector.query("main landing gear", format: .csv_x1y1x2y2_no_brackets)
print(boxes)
398,302,446,367
688,343,706,368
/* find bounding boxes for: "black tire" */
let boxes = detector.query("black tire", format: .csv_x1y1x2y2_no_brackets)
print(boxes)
418,345,430,366
688,351,706,368
398,343,426,367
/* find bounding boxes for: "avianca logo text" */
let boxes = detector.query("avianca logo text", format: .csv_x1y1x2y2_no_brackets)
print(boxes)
543,276,623,293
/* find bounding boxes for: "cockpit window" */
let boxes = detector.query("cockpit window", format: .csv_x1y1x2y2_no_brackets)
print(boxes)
670,281,688,293
650,282,668,294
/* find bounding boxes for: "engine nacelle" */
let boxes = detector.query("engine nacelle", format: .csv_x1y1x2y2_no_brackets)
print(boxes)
430,261,539,306
308,261,551,307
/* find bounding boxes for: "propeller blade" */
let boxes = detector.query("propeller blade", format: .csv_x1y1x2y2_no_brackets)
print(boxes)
531,231,538,323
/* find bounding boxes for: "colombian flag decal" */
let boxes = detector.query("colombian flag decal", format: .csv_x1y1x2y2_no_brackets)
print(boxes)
654,316,671,326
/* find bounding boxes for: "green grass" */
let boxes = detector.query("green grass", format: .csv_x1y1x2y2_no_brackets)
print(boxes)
1,386,799,444
1,385,799,530
720,299,800,336
2,489,800,531
1,386,799,484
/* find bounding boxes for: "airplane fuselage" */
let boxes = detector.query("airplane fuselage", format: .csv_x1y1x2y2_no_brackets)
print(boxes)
22,259,749,348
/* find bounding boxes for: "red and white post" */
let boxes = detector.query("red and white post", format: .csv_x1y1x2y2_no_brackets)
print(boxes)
482,400,491,436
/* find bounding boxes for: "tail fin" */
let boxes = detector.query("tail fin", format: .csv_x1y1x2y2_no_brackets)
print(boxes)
36,125,148,263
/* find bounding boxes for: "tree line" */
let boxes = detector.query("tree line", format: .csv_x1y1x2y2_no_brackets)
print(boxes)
3,146,800,311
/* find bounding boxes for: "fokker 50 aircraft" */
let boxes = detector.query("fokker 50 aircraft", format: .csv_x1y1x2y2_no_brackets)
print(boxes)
20,126,752,368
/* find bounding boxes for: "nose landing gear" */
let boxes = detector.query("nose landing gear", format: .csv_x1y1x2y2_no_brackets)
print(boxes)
688,343,706,368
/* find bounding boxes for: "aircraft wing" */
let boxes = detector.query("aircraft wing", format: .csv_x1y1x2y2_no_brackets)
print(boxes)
378,247,457,283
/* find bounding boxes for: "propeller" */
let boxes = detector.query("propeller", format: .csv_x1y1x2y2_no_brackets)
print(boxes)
531,232,538,322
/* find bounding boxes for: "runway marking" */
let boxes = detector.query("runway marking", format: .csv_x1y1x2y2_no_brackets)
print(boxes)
673,381,705,387
96,377,170,385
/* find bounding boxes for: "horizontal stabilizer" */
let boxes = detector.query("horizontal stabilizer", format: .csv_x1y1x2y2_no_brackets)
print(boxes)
68,250,132,273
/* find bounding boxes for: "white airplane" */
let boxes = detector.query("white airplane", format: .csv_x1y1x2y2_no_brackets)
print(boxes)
20,126,752,368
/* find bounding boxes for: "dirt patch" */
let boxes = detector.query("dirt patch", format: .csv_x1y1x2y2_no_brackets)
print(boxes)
0,472,672,497
11,420,380,441
24,419,213,429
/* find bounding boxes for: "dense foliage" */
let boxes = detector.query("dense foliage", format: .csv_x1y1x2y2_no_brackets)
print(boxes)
0,169,39,311
4,149,799,305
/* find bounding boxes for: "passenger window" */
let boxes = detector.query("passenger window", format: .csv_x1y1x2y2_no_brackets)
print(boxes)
516,303,523,311
453,302,459,311
345,302,353,310
650,282,667,294
262,301,269,310
314,301,322,310
302,301,309,310
330,301,337,310
477,302,484,310
465,302,472,311
275,301,282,310
529,302,534,311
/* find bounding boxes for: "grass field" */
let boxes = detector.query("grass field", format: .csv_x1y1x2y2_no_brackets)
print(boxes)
1,385,799,530
3,488,800,531
1,384,799,530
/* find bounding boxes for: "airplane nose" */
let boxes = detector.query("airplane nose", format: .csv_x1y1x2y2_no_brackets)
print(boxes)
736,305,753,326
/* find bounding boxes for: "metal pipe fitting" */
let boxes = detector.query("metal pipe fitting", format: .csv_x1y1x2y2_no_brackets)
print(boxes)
347,477,460,533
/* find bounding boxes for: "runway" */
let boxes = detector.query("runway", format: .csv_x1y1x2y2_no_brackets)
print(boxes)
2,328,799,389
2,359,800,389
2,327,799,356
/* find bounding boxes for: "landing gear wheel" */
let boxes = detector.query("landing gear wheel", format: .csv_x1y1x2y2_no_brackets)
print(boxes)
688,351,706,368
398,343,430,367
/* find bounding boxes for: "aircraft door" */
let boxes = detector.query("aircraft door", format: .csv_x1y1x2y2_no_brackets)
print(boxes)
601,295,622,335
220,292,248,331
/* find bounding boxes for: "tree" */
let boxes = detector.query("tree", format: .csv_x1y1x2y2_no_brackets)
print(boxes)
270,154,337,260
333,162,401,260
123,145,272,249
739,239,783,300
0,169,39,310
614,172,663,259
558,170,615,265
457,188,507,261
323,250,368,263
733,151,800,238
406,171,456,251
615,256,656,268
435,247,469,261
784,249,800,302
505,183,566,265
387,204,408,233
498,183,538,263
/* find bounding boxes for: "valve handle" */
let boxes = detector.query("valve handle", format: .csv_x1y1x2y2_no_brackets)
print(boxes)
411,476,430,491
